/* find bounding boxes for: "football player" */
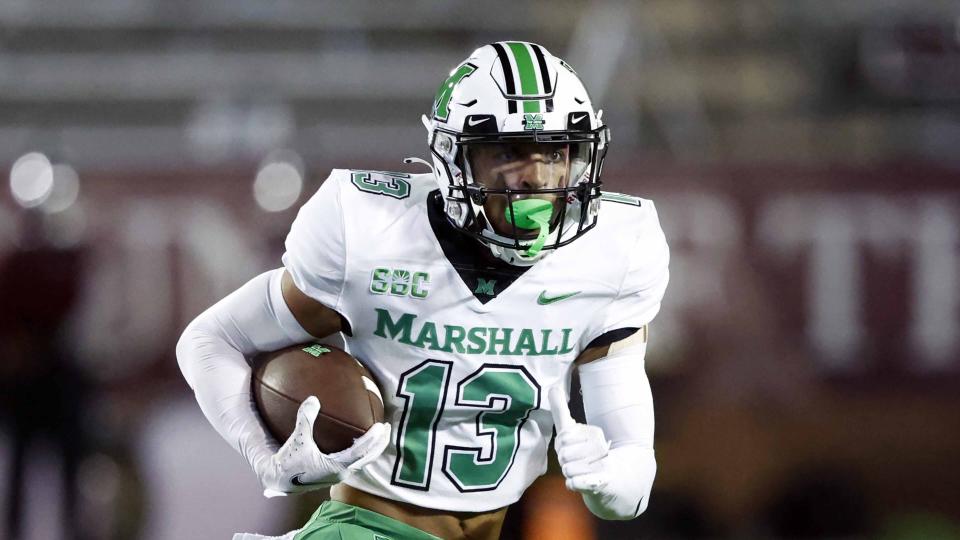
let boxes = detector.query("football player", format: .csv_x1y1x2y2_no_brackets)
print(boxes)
177,41,668,540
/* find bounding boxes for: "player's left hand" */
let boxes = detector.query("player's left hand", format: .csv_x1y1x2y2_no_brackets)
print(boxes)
548,385,612,494
259,396,391,498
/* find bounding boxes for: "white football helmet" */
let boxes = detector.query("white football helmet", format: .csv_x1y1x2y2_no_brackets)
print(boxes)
423,41,610,266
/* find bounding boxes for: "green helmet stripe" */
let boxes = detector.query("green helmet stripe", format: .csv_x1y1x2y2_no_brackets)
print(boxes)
507,42,542,113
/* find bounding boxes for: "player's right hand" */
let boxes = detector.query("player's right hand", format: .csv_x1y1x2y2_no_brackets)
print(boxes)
257,396,391,498
548,386,612,494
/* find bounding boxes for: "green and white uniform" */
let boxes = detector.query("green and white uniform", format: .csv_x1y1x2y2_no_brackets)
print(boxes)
282,169,669,513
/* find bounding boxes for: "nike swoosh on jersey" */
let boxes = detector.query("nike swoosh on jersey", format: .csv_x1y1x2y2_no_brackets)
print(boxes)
467,117,490,126
290,473,324,487
537,290,581,305
570,114,587,124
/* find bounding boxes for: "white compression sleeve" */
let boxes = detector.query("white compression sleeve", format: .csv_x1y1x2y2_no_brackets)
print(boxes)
176,269,315,477
577,339,657,519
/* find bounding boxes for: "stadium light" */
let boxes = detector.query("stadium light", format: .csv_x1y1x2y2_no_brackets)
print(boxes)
253,150,304,212
43,164,81,213
9,152,54,208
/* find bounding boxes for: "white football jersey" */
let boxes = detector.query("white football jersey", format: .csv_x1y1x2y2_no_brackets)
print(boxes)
282,169,669,512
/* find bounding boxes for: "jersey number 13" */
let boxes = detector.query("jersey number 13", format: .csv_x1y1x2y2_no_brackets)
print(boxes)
391,360,541,492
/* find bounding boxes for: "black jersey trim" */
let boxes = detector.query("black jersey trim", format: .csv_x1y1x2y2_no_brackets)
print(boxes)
585,327,639,350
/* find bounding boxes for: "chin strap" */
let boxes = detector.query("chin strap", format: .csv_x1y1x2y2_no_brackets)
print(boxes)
505,199,553,258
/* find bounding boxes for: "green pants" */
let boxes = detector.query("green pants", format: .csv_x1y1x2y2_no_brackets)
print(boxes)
294,501,441,540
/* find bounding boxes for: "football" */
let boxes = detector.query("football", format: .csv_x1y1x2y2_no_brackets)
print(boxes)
251,343,384,454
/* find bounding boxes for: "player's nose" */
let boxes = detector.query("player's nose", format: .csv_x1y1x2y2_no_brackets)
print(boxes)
517,160,550,190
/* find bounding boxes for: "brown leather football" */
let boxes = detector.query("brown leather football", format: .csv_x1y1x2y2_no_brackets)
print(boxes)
251,343,384,454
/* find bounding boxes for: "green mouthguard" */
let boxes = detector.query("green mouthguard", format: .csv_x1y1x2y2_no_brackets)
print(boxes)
505,199,553,257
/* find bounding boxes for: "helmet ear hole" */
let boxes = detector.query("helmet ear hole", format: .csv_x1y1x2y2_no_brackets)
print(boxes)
434,132,456,159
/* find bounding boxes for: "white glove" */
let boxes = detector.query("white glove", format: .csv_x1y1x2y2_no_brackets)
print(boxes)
548,385,612,493
257,395,391,498
549,385,655,519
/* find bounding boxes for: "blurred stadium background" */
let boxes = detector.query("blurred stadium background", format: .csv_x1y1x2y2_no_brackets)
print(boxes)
1,1,959,538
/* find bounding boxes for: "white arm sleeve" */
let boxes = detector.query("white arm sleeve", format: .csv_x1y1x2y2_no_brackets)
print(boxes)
577,339,657,519
175,269,316,476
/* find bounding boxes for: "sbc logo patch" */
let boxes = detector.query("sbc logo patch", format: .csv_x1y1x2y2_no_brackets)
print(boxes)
370,267,430,299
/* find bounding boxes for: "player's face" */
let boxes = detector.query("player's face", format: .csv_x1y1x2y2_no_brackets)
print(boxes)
468,143,570,238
